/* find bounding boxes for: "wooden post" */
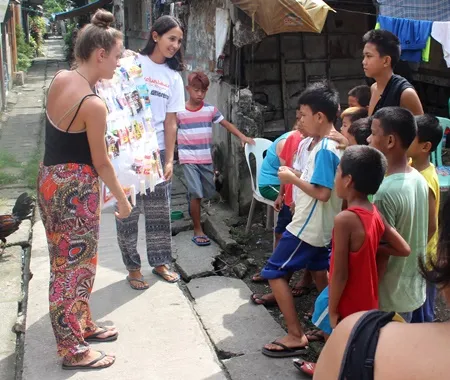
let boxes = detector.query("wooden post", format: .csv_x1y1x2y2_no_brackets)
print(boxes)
0,26,6,110
278,35,289,132
10,4,17,73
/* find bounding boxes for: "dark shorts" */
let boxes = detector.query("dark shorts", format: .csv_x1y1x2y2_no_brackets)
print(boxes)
261,231,330,280
182,163,216,199
275,204,292,234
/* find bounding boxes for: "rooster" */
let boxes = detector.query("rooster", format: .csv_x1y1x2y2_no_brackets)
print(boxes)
213,170,224,204
0,193,35,254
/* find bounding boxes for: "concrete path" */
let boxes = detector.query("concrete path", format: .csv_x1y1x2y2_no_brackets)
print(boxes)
23,215,226,380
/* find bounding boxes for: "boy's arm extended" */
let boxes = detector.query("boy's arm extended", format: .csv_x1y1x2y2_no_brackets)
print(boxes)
328,211,353,328
219,119,255,146
427,187,437,243
279,171,331,202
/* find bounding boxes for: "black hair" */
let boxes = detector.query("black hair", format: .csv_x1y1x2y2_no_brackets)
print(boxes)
297,81,340,122
348,117,372,145
372,107,417,149
348,85,371,107
421,195,450,288
140,15,185,72
362,29,401,68
415,114,443,153
340,145,387,195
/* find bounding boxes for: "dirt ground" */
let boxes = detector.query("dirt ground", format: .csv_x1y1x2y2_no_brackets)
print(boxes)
219,206,450,360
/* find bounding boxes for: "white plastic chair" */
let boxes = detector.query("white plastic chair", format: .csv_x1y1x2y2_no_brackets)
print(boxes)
244,138,279,249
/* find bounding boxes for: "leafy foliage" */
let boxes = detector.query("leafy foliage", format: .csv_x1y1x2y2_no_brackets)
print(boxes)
30,16,47,56
16,24,34,72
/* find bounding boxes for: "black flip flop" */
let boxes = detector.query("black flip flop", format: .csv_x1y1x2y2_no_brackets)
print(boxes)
250,293,278,307
261,341,308,358
85,327,118,343
62,351,115,370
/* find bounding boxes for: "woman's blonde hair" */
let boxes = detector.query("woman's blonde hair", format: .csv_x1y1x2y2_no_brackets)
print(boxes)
74,9,123,62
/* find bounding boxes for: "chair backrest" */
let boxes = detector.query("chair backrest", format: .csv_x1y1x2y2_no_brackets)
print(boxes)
244,138,273,194
432,117,450,167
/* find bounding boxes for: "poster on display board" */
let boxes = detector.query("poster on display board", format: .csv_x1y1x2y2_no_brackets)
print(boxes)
96,55,165,209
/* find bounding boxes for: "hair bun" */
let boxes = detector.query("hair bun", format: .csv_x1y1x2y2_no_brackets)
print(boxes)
91,9,115,28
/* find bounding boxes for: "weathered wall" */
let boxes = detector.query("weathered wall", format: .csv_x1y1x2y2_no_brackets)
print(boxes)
184,0,262,215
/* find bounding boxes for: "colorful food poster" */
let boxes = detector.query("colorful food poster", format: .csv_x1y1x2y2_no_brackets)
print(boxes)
97,55,165,209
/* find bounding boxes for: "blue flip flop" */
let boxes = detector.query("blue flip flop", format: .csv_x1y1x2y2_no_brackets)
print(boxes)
192,235,211,246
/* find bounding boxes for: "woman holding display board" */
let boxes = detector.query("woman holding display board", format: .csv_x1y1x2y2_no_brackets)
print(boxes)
115,15,185,289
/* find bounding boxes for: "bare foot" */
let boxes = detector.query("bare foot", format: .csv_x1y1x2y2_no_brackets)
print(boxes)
65,350,115,369
251,272,267,282
127,270,149,290
264,334,308,351
251,293,277,306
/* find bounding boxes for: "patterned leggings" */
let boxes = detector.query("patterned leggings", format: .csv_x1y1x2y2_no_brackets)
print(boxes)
37,163,100,363
115,180,173,270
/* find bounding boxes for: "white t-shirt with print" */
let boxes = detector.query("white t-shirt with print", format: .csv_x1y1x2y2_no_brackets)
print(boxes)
292,136,313,201
137,55,186,150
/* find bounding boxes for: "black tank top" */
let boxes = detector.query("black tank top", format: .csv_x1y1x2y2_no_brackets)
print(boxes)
373,74,414,114
43,94,99,166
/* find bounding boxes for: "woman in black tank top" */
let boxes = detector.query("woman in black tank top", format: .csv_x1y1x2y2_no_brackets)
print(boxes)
314,194,450,379
37,10,132,371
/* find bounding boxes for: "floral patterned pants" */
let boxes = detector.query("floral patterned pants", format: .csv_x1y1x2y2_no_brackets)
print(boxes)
37,163,100,363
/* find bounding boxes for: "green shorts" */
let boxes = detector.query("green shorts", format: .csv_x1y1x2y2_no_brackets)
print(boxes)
259,185,280,201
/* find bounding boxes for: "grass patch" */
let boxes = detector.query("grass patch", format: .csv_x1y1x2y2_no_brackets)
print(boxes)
0,152,21,185
22,151,41,189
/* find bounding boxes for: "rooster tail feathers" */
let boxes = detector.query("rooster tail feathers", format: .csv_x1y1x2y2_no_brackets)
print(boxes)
12,192,35,220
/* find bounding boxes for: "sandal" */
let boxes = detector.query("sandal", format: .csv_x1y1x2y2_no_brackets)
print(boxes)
305,329,325,343
62,351,115,371
126,275,150,290
291,285,313,297
251,272,267,283
250,293,278,307
192,235,211,246
152,267,180,283
261,341,308,358
85,327,118,343
293,359,315,377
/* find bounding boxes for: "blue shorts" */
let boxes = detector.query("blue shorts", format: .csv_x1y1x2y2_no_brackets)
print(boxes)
182,163,216,199
312,286,332,335
261,231,330,280
275,204,293,234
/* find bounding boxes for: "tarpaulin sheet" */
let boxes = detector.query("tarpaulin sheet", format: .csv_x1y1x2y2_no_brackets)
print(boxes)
230,0,333,35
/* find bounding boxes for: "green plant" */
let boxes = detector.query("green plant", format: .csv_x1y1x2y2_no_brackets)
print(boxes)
63,21,78,64
16,24,34,71
30,16,46,56
0,152,21,185
22,150,41,189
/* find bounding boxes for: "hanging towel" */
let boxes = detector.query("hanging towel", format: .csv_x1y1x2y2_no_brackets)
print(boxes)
377,16,433,63
431,22,450,68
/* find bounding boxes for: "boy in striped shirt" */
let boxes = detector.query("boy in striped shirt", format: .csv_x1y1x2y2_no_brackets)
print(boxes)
177,72,255,246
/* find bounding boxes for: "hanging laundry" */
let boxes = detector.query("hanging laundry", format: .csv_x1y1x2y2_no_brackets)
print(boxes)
377,16,433,63
431,22,450,68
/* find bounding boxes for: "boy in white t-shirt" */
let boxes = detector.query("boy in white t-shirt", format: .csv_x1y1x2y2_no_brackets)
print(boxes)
260,81,343,358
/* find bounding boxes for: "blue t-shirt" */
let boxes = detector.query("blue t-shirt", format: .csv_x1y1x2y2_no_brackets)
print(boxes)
258,132,291,187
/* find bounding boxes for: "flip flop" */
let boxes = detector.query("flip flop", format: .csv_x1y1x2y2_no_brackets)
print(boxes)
261,341,308,358
250,293,278,307
192,235,211,246
62,351,115,370
291,285,313,297
85,327,118,343
126,275,150,290
152,267,180,283
305,329,325,343
293,359,315,377
251,272,268,283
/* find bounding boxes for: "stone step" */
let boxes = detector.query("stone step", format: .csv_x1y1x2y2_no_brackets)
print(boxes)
173,231,221,281
186,277,310,379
